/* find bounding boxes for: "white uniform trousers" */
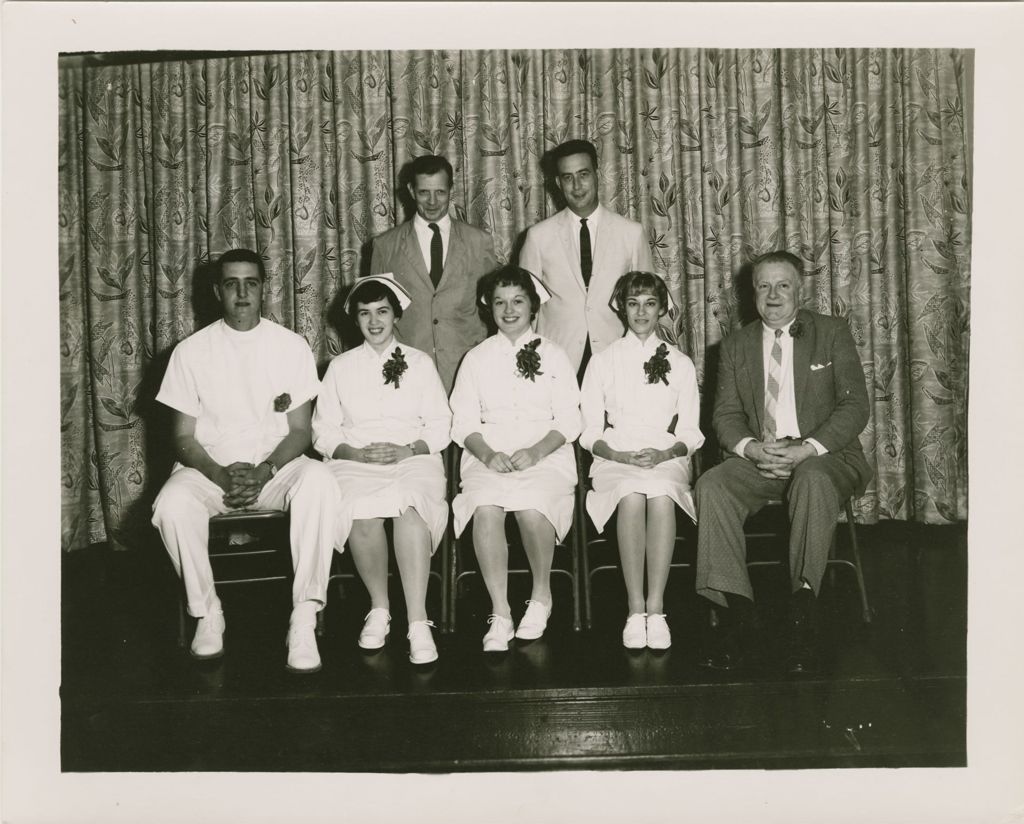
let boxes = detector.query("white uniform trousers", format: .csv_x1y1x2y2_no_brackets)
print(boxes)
151,456,340,617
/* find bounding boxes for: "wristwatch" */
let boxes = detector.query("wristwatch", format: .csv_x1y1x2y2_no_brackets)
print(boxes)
260,459,278,477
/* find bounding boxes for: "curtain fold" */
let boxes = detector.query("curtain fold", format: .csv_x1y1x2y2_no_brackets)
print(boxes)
58,48,971,550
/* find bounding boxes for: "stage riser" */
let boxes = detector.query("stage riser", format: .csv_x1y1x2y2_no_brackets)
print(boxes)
63,677,964,772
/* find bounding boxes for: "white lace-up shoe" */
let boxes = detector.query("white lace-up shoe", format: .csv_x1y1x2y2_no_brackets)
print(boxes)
358,608,391,650
622,613,648,649
407,620,439,665
646,613,672,650
482,614,516,652
190,609,226,659
515,599,552,640
286,602,322,673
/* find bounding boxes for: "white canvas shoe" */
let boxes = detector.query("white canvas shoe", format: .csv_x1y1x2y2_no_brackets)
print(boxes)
622,613,647,649
358,608,391,650
482,615,515,652
646,613,672,650
514,599,552,640
286,602,322,673
190,609,226,659
407,620,439,665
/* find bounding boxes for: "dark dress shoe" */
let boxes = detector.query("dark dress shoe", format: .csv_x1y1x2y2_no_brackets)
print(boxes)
699,621,752,672
786,588,820,676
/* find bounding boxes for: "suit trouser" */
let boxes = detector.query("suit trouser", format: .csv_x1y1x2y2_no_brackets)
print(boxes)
152,456,340,618
694,454,859,608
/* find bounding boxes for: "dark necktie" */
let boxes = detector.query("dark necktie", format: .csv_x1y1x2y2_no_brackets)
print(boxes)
579,217,592,287
428,222,443,289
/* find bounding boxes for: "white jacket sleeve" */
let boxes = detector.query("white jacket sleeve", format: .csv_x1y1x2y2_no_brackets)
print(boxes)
416,356,453,454
546,342,582,444
578,355,608,452
311,359,348,459
672,354,705,454
448,350,482,448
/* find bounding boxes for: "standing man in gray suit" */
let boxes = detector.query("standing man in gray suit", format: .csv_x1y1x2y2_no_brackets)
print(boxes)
520,139,653,376
371,155,498,393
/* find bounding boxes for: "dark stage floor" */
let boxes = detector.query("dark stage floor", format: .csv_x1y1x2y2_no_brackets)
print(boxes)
61,521,966,772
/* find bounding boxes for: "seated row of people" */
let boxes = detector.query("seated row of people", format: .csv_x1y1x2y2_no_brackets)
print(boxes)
153,246,871,679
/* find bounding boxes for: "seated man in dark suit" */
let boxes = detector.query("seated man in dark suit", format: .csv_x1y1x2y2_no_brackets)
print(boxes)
695,250,871,674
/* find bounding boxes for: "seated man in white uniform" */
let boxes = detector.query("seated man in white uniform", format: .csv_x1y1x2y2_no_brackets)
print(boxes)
151,248,339,673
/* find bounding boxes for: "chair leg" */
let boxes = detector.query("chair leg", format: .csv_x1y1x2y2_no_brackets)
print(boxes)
570,522,583,633
315,607,326,638
844,501,872,624
177,600,188,648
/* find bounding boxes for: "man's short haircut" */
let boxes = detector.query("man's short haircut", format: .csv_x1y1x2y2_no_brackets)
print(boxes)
611,271,670,324
550,139,599,171
409,154,454,188
752,249,803,279
484,265,542,319
216,248,266,282
346,278,405,322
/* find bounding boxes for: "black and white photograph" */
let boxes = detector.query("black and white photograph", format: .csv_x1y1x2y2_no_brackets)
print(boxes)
3,3,1023,823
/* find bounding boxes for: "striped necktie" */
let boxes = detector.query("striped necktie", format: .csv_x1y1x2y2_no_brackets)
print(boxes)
762,328,783,442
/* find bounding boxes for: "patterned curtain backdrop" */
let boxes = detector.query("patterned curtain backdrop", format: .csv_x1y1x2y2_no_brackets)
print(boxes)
58,48,971,551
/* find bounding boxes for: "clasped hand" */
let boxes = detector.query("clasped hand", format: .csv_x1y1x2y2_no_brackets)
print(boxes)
485,447,539,473
745,438,815,479
358,442,414,465
217,461,271,509
617,447,670,468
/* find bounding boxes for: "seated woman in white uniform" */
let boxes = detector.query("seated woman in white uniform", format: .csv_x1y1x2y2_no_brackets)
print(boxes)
312,274,452,665
579,271,704,650
450,266,582,652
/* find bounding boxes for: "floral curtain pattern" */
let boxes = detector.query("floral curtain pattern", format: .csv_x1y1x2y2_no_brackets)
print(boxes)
58,48,971,551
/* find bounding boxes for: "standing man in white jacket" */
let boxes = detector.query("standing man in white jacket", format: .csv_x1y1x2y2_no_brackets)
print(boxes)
519,139,653,377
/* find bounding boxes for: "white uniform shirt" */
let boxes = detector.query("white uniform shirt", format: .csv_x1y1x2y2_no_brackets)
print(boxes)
580,331,704,453
156,319,320,467
450,331,582,449
312,339,452,458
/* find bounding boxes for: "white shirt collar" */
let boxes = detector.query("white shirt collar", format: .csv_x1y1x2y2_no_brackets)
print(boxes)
414,213,452,233
761,317,796,339
220,318,264,340
496,329,539,351
361,337,400,360
623,329,662,352
568,202,604,229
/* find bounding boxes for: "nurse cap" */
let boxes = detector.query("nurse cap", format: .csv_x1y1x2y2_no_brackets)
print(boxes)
478,269,552,307
343,273,413,314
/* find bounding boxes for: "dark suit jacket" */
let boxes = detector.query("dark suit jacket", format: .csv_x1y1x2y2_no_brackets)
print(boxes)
712,309,872,492
370,220,497,393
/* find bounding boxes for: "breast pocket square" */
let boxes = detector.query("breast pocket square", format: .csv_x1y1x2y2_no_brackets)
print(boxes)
810,362,832,371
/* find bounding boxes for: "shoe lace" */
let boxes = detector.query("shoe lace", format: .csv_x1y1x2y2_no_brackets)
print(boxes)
363,608,391,621
408,619,436,634
487,614,510,626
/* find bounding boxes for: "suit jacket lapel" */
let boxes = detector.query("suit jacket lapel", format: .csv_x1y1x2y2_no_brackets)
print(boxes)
400,222,431,289
559,209,586,292
744,323,765,437
793,309,813,424
591,209,611,282
440,221,466,290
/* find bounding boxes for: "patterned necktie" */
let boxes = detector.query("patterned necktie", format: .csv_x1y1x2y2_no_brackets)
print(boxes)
579,217,592,287
762,328,784,442
428,222,443,288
